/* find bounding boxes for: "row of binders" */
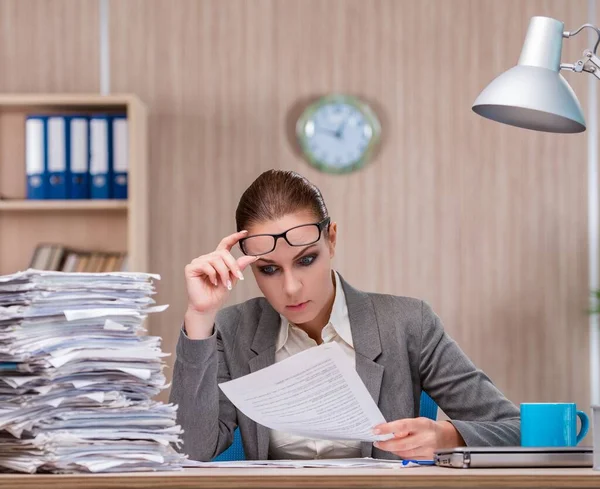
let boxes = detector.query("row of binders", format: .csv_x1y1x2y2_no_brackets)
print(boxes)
26,114,128,200
30,244,128,273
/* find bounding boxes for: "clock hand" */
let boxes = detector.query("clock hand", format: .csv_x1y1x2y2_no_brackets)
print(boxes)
316,124,340,138
334,120,348,139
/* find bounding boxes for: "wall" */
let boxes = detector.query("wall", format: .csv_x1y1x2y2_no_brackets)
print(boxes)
0,0,99,92
0,0,592,412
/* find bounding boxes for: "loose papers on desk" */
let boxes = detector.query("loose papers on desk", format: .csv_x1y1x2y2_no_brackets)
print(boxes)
218,342,395,443
0,269,186,473
185,457,430,468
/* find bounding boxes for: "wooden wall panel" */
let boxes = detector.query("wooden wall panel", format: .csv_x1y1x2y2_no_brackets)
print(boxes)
0,0,99,92
109,0,592,412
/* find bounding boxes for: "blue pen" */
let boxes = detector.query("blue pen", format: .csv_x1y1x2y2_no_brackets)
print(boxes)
401,459,435,466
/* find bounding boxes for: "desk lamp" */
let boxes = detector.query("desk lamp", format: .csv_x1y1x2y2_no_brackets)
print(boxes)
472,16,600,133
472,15,600,406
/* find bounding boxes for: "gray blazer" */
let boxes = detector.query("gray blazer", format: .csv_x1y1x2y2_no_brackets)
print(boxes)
170,274,520,462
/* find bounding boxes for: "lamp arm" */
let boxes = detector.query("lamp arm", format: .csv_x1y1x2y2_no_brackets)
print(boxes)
563,23,600,54
559,22,600,79
560,49,600,81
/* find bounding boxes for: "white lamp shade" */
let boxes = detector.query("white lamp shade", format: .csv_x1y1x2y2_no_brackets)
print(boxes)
472,16,586,133
472,65,586,133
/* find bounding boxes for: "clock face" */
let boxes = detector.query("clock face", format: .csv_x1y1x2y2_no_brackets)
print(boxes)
296,95,381,173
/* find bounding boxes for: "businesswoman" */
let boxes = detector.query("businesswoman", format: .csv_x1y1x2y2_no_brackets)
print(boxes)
170,170,520,462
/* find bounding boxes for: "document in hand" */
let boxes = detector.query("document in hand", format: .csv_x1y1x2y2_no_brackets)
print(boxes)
218,342,394,443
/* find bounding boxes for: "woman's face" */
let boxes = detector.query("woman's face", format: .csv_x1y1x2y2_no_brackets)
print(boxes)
245,209,337,325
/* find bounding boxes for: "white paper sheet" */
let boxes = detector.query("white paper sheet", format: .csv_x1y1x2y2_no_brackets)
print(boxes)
184,457,425,469
218,342,394,443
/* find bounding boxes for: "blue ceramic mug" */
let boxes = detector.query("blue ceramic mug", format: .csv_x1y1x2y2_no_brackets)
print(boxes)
520,403,589,447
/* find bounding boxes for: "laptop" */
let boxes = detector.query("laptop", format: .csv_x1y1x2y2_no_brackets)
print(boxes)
433,446,593,468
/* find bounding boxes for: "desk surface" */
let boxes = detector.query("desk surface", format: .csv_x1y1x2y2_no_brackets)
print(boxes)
0,467,597,489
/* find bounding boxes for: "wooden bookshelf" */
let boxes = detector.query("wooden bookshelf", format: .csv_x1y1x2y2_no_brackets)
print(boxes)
0,94,148,275
0,200,128,211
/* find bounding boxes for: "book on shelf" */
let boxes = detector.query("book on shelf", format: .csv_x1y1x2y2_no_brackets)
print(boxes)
29,243,128,272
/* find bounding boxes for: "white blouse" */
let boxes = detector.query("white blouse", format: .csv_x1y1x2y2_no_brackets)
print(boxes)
268,271,362,460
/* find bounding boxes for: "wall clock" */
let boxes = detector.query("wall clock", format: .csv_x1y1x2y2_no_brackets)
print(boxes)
296,94,381,173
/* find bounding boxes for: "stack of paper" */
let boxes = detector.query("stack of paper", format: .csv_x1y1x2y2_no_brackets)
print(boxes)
0,269,186,473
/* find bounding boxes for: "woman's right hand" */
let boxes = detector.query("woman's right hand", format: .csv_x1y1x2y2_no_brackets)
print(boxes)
184,231,258,337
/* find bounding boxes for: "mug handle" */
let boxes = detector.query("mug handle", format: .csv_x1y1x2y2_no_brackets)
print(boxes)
576,410,590,444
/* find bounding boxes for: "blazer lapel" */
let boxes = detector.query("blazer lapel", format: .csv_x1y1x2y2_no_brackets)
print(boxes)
248,302,280,460
339,274,384,458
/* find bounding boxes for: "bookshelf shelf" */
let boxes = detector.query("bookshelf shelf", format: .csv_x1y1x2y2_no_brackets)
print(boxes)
0,200,129,211
0,94,148,275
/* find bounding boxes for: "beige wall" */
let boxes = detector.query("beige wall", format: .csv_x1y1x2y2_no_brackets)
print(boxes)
0,0,593,413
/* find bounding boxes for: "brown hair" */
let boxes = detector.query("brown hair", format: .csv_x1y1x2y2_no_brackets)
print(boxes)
236,170,329,232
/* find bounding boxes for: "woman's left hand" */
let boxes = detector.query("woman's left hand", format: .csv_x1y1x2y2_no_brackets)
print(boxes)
371,418,465,460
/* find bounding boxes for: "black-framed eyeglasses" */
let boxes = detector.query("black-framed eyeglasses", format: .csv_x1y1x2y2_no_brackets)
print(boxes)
239,217,331,256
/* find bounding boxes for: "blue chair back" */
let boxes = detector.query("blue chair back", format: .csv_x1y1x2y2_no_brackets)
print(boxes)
419,390,438,421
213,391,438,461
